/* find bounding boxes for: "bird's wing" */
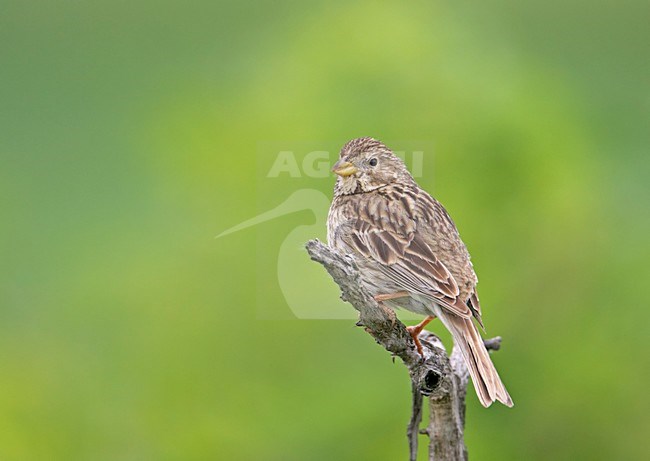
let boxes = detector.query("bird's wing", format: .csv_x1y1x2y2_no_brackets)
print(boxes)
345,190,472,318
467,289,484,328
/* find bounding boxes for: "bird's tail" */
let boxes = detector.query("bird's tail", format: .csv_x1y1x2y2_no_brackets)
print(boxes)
436,308,513,408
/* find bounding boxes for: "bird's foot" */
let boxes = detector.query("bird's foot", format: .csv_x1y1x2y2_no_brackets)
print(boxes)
406,325,425,357
406,315,436,357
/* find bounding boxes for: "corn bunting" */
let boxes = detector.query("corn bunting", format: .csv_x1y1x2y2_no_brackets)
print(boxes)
327,137,513,407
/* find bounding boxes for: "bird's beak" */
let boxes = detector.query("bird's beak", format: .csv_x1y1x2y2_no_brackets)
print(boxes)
332,160,358,177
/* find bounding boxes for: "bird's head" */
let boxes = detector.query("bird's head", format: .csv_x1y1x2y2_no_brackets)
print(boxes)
332,137,414,195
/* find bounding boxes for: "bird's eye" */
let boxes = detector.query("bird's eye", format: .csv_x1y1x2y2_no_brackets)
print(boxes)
369,158,378,167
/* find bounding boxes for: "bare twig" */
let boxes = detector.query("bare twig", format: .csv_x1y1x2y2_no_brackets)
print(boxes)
407,380,424,461
306,239,505,461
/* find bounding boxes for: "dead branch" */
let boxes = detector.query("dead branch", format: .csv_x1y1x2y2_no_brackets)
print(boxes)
306,239,504,461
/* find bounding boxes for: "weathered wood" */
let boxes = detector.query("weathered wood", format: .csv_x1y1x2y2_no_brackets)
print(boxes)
306,239,504,461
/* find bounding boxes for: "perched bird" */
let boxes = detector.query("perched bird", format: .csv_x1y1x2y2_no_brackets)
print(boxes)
327,137,513,407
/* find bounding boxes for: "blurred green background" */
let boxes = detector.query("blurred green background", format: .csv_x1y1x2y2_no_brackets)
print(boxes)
1,1,649,460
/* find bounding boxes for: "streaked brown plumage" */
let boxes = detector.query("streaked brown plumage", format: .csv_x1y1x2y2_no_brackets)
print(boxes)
327,137,513,408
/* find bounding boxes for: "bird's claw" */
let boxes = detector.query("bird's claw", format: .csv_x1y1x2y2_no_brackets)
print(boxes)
406,325,426,358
